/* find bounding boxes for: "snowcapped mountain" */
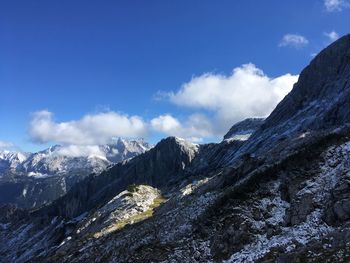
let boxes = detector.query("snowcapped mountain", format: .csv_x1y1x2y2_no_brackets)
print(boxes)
0,138,151,208
0,151,30,173
0,138,151,179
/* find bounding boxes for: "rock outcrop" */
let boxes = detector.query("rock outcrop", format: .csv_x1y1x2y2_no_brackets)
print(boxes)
223,118,264,140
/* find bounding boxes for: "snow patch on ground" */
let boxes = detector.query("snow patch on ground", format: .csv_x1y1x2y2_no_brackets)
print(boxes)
180,177,211,196
27,171,52,178
225,208,332,263
225,141,350,262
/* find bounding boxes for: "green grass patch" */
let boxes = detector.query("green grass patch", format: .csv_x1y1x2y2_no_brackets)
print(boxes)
126,184,139,193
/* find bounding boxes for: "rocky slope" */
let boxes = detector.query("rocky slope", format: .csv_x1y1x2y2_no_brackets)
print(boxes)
223,118,264,140
223,34,350,165
0,138,151,209
1,34,350,263
37,136,199,219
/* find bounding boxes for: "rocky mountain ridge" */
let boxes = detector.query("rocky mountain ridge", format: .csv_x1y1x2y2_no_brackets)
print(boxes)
217,35,350,169
37,136,199,219
0,138,151,179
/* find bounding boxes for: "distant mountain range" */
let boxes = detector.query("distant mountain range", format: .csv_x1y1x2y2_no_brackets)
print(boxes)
0,138,151,208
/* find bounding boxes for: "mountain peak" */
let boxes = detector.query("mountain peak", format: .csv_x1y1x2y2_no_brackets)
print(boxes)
157,136,199,157
222,34,350,164
264,34,350,130
159,136,194,145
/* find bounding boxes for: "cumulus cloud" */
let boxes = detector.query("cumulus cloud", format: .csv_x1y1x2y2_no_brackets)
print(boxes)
29,110,147,145
324,31,339,42
28,64,297,147
279,34,309,48
324,0,350,11
0,141,18,151
166,64,298,134
150,114,213,142
150,114,181,134
55,145,106,158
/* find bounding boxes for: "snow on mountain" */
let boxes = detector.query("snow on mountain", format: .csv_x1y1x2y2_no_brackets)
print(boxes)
0,138,152,179
223,118,265,141
0,138,152,208
0,151,30,176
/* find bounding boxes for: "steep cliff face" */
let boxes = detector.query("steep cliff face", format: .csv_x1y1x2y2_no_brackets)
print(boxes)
222,34,350,165
265,35,350,129
39,137,199,219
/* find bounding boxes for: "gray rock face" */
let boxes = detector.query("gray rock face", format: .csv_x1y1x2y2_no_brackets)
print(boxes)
0,176,67,209
188,139,245,174
0,204,29,224
39,137,199,219
223,34,350,165
266,35,350,130
324,159,350,224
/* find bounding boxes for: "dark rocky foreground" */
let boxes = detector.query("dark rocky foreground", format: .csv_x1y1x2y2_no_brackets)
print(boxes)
1,35,350,263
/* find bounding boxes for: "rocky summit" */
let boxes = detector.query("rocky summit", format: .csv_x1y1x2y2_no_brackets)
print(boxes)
1,35,350,263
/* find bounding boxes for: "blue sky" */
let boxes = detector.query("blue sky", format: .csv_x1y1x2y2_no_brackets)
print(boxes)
0,0,349,152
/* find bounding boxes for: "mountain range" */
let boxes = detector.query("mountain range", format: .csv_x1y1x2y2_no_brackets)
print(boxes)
1,34,350,262
0,138,151,208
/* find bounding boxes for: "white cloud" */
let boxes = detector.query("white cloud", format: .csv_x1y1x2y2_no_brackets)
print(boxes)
29,110,147,145
166,64,298,134
28,64,297,147
324,0,350,11
55,145,106,158
150,114,213,142
0,141,18,151
279,34,309,48
150,114,181,134
324,31,339,42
